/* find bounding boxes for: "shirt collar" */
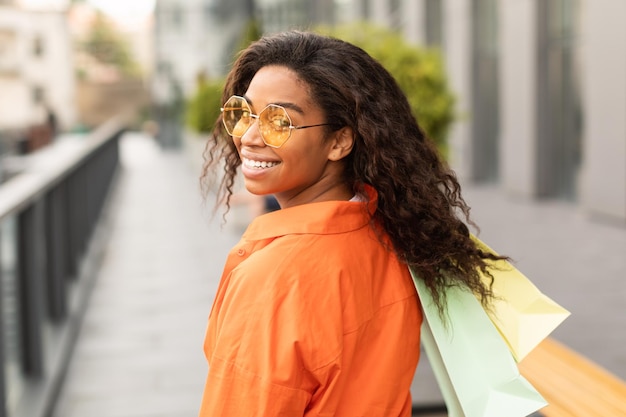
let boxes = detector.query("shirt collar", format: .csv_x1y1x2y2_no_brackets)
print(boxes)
242,185,378,241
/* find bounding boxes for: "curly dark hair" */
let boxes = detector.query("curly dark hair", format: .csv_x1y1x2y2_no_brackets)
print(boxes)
201,30,503,315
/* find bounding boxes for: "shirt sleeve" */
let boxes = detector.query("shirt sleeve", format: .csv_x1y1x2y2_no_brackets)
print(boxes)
199,356,313,416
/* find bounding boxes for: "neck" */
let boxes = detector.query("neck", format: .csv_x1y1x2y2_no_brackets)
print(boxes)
276,178,352,209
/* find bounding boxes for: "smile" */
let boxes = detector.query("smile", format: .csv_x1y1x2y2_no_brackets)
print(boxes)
243,157,281,169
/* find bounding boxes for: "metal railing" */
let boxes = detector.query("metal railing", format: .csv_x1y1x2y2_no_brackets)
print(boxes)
0,118,126,417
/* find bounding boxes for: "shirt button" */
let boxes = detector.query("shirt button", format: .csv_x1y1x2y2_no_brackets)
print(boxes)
237,248,246,256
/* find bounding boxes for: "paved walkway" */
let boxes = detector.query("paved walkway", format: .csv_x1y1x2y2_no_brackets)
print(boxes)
52,133,241,417
52,132,626,416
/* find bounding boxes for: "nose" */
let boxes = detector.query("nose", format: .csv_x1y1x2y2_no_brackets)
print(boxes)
239,117,265,147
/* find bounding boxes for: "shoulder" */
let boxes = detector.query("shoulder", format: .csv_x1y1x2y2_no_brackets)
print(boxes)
234,225,414,317
241,225,384,283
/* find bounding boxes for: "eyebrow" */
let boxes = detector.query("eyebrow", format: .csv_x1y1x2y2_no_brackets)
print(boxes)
243,95,305,115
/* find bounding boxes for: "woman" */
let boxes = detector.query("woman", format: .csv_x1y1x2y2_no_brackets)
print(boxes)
199,31,499,416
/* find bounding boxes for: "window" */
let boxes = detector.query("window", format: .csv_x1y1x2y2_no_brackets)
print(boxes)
32,86,45,104
33,35,44,57
536,0,582,199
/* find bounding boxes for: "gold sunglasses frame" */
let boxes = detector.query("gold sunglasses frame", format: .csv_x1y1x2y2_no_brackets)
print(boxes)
220,95,332,148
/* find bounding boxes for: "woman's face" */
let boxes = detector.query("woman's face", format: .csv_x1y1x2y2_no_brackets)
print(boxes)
233,65,351,208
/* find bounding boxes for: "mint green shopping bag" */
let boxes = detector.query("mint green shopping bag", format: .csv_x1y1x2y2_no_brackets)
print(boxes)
410,268,547,417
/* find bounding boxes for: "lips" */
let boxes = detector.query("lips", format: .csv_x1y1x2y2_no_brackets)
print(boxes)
242,157,281,169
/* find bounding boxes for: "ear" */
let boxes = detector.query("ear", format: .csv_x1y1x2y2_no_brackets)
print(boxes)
327,127,355,162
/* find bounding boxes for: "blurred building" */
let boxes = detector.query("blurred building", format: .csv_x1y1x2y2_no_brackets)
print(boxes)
153,0,249,100
0,0,75,144
350,0,625,223
151,0,337,99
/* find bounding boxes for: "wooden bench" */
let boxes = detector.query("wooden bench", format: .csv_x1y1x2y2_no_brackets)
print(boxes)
519,338,626,417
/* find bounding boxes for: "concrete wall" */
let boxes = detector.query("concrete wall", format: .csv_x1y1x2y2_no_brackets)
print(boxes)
498,0,539,198
370,0,392,27
579,0,626,221
401,0,426,46
444,0,473,180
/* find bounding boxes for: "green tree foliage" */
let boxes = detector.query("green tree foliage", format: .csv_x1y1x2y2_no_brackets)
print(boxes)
186,75,224,133
319,23,455,155
82,12,140,78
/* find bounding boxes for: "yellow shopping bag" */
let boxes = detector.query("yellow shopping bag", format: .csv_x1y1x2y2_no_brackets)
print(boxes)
472,236,571,362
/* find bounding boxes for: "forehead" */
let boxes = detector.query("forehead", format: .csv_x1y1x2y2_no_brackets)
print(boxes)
244,66,314,109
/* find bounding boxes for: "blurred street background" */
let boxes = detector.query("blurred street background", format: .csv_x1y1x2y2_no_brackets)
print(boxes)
0,1,625,416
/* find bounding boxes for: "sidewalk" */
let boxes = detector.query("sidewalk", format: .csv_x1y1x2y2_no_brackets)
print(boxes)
52,133,241,417
52,132,626,416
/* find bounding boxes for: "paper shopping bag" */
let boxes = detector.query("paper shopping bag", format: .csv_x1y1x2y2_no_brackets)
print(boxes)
411,268,547,417
472,236,571,361
419,321,465,417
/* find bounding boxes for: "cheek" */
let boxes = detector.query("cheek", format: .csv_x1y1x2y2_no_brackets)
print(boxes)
232,136,242,151
278,143,330,170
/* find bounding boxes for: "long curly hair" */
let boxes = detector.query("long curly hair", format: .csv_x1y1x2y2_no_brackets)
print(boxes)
201,31,503,314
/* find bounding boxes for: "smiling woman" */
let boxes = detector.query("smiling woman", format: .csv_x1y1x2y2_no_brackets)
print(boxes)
199,30,504,417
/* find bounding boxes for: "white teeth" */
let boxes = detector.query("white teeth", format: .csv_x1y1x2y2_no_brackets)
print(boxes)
244,158,279,169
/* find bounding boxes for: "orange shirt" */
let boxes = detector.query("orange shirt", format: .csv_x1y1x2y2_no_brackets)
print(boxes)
200,188,422,416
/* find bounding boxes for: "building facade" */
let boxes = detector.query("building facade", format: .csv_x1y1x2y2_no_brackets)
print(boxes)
152,0,251,101
350,0,625,223
0,3,75,134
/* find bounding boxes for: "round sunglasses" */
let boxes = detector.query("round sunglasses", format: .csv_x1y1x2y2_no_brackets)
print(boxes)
220,95,332,148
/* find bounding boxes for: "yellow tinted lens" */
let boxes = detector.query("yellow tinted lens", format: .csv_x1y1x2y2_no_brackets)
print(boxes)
259,105,291,147
222,97,251,136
